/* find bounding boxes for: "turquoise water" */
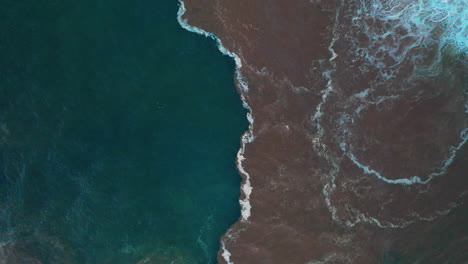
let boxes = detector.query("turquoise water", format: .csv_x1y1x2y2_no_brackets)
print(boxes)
0,1,246,263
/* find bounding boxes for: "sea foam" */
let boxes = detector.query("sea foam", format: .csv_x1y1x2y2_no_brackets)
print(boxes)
177,3,255,262
176,0,254,224
221,242,234,264
349,0,467,80
316,0,467,229
177,0,254,229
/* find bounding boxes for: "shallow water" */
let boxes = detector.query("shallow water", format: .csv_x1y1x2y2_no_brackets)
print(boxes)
0,1,246,263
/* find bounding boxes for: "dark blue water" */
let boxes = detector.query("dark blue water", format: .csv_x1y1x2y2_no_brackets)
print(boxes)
0,1,246,263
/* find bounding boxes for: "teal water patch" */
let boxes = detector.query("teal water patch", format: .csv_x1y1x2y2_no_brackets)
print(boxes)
0,0,246,263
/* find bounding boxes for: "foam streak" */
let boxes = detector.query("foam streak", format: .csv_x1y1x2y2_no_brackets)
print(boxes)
177,1,256,262
345,128,468,185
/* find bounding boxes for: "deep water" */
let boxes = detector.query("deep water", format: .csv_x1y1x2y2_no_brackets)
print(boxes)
0,1,246,263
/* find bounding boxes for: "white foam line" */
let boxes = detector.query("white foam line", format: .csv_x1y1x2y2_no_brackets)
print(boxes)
221,242,234,264
345,128,468,185
344,194,464,229
311,0,344,227
177,0,254,222
237,128,253,221
177,3,255,262
311,0,341,124
177,0,249,92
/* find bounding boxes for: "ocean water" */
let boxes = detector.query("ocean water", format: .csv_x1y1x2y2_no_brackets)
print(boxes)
0,1,247,263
